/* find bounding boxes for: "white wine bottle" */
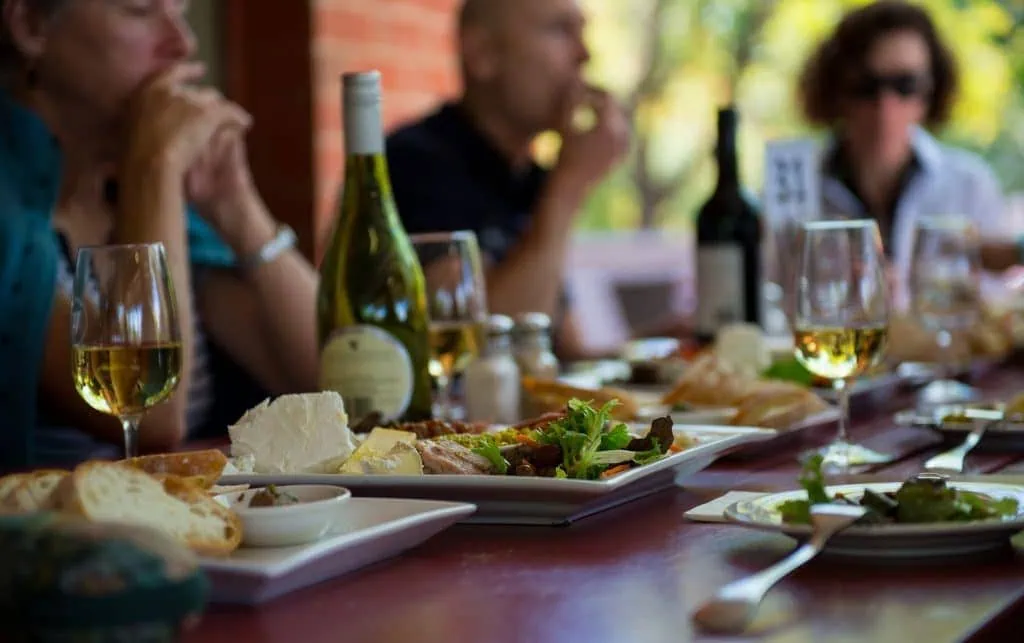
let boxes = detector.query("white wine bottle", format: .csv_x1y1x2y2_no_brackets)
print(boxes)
317,71,433,424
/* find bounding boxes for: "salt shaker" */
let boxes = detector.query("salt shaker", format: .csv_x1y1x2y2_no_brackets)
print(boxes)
513,312,560,380
463,315,521,425
513,312,560,418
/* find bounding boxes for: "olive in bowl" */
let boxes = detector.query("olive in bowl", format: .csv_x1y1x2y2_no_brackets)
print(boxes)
216,485,351,548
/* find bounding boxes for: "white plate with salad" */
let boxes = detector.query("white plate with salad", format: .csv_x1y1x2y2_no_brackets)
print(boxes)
221,400,777,525
724,457,1024,558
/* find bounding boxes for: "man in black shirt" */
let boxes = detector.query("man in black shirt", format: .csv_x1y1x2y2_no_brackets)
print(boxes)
387,0,630,360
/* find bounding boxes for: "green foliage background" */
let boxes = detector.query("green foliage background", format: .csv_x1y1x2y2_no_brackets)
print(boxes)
555,0,1023,231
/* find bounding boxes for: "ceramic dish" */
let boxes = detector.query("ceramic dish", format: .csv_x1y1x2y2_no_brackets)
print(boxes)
202,497,475,604
220,424,777,525
216,484,352,547
724,481,1024,558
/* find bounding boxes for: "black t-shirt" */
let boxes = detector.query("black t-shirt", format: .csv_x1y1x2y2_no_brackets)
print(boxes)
386,101,570,326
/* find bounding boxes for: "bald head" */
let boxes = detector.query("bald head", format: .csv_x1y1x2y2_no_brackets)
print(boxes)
458,0,504,31
456,0,589,138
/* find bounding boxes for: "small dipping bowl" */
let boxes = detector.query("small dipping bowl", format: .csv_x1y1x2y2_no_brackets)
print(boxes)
216,485,351,548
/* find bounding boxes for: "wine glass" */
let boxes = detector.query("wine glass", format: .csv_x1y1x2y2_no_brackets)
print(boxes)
909,215,982,408
793,220,891,471
410,231,488,420
71,243,183,458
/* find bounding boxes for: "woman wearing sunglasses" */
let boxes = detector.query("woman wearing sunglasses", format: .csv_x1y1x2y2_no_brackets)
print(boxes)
797,1,1006,295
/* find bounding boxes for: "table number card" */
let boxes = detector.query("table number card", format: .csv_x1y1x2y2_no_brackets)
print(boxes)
763,138,822,227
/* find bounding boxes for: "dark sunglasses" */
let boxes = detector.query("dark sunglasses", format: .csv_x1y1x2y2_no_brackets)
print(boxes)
850,72,931,100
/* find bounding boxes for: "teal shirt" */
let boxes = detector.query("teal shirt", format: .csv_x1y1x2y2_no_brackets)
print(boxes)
0,88,234,469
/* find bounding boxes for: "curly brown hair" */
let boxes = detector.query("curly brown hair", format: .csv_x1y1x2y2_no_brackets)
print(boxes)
798,1,958,130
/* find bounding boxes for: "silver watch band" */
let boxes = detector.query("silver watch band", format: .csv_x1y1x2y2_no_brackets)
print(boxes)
237,224,297,271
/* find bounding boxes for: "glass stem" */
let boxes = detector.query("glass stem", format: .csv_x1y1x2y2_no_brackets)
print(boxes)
936,329,954,381
436,371,453,421
833,378,850,445
122,416,141,459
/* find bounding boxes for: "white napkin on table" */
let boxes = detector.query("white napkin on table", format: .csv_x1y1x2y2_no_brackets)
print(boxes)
684,491,767,523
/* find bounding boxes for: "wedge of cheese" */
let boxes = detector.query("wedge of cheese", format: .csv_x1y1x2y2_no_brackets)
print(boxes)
339,428,423,476
228,392,357,474
713,323,770,378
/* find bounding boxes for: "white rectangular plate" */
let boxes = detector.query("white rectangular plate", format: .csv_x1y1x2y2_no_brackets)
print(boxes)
220,425,777,525
201,497,475,604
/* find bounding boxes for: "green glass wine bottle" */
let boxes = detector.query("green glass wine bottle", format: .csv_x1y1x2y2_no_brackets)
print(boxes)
317,71,433,424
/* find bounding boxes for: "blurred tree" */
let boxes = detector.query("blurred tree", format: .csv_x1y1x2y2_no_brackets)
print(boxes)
575,0,1023,230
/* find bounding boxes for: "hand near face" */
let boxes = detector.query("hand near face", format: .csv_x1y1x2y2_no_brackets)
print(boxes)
551,85,631,193
185,127,257,227
124,62,251,181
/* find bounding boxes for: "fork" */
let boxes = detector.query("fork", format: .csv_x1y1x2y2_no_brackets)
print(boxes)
924,418,1000,474
691,504,867,634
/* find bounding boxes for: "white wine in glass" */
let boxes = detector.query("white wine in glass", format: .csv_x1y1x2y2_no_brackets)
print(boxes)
793,219,891,471
411,231,488,420
71,243,183,458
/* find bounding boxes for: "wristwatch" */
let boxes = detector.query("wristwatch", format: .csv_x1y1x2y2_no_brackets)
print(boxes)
237,223,297,272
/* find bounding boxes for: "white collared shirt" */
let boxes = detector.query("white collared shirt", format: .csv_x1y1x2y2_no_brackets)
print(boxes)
768,128,1006,310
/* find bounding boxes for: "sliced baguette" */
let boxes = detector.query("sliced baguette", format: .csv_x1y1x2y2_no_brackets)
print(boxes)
1,469,68,513
0,473,27,506
520,376,639,420
731,387,830,430
123,449,228,490
57,462,242,556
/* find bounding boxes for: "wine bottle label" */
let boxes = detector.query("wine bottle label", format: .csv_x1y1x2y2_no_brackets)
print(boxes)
318,326,414,423
695,245,746,335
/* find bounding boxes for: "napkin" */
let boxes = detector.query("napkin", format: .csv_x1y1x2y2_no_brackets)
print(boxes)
684,491,766,523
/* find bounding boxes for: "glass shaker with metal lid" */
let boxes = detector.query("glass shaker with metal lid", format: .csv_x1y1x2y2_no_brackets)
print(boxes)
463,314,520,424
513,313,560,380
513,313,560,418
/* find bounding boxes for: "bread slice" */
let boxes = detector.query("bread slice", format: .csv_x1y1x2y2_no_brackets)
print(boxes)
520,376,639,421
57,462,242,557
661,354,758,408
731,386,830,430
0,473,27,506
1,469,68,513
123,449,228,490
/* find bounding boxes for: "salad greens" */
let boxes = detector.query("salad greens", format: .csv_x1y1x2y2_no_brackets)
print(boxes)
779,455,1020,525
470,398,675,480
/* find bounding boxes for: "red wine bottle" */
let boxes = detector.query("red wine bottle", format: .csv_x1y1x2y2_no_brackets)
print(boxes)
694,106,762,343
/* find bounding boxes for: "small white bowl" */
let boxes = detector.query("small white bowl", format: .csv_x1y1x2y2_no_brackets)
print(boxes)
216,485,351,548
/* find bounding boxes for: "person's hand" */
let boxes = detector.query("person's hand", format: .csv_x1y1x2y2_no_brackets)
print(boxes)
123,62,251,183
550,85,631,195
185,126,259,231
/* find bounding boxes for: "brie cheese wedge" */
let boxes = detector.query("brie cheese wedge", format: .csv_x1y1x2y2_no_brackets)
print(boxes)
228,392,356,474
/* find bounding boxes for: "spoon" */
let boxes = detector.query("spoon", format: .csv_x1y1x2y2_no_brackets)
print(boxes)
692,503,867,634
924,418,1000,474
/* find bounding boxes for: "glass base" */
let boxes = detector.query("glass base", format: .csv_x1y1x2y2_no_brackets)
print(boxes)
811,440,894,472
917,379,980,411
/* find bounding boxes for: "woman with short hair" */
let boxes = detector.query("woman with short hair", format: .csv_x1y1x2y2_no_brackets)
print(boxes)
0,0,320,469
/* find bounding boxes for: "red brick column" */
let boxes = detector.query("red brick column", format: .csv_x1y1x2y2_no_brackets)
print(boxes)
311,0,461,259
222,0,460,263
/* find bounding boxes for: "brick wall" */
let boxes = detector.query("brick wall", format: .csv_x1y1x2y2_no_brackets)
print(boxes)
311,0,462,256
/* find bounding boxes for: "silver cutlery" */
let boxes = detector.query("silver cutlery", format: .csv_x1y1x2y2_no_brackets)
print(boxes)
692,504,867,634
923,418,1000,474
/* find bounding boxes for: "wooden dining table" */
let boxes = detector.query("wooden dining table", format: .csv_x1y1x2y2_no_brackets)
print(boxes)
184,367,1024,643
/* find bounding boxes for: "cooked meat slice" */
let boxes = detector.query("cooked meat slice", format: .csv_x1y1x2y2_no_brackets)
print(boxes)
414,441,494,475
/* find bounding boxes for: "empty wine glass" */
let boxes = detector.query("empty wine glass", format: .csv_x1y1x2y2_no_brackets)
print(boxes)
792,220,891,471
909,215,982,408
71,243,183,458
411,231,488,420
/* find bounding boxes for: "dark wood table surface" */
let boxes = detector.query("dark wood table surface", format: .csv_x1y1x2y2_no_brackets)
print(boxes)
185,368,1024,643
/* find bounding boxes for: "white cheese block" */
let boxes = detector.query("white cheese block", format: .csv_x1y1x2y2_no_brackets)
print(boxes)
713,323,771,378
228,392,356,474
338,428,419,474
